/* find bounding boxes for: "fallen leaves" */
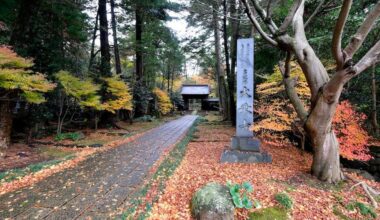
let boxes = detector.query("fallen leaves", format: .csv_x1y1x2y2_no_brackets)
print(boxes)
149,124,380,220
0,131,146,195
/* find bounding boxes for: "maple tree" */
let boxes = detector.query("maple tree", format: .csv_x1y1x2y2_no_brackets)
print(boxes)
0,46,55,156
102,74,133,113
241,0,380,183
153,88,173,116
254,62,371,161
55,70,102,134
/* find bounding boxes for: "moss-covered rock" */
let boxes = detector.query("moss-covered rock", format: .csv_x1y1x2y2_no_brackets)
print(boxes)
191,182,235,220
249,207,288,220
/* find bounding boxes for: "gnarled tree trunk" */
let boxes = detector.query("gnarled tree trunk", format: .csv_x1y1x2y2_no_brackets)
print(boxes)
0,101,13,157
284,40,344,183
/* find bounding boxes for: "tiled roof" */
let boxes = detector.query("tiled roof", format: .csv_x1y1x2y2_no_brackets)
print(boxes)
181,84,210,95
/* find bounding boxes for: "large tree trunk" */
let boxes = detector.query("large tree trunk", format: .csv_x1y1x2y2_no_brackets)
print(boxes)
9,0,41,47
135,6,144,82
292,41,344,183
98,0,111,77
0,101,13,157
306,97,344,183
223,0,235,123
213,1,229,120
110,0,122,74
228,0,240,126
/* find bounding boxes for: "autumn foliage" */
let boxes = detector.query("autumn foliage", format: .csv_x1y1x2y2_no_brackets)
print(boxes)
333,101,371,161
253,62,371,161
153,88,173,115
102,74,133,113
55,70,101,109
0,46,55,103
55,71,133,113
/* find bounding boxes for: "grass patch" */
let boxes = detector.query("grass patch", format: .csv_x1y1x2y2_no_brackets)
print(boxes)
275,192,293,210
0,155,75,183
121,117,202,219
333,205,351,220
55,132,83,141
38,146,73,158
249,206,288,220
346,201,377,219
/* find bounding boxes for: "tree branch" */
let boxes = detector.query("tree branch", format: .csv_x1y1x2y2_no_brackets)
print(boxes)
280,52,308,122
292,0,307,42
240,0,278,46
344,2,380,61
278,0,302,34
332,0,352,70
354,40,380,74
249,0,278,34
305,0,326,28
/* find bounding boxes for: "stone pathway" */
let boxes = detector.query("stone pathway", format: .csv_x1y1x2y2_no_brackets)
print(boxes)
0,115,198,220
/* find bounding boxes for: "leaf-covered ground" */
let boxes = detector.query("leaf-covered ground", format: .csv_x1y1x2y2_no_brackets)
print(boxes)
149,123,380,219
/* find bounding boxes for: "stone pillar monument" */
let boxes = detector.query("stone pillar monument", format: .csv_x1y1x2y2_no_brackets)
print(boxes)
221,38,272,163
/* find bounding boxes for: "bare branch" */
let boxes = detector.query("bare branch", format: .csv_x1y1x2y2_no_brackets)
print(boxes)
278,0,302,33
355,40,380,74
240,0,278,46
332,0,352,70
344,2,380,60
292,0,307,42
280,52,308,122
305,0,326,28
249,0,278,33
280,51,292,78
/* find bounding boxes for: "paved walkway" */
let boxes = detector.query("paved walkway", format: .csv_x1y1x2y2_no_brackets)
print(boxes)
0,115,198,220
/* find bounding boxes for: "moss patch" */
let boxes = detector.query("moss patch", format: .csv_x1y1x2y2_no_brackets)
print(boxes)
249,207,288,220
38,146,73,158
191,182,234,217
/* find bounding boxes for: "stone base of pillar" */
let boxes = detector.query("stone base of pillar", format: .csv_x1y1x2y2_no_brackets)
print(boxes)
220,149,272,163
221,136,272,163
231,136,260,151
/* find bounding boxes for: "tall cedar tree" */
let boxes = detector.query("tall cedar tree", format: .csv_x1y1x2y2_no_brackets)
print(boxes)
98,0,111,77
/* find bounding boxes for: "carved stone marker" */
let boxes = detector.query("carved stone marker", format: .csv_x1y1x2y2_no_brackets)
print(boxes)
221,38,272,163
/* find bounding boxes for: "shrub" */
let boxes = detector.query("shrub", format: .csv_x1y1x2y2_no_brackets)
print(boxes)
54,132,83,141
152,88,173,115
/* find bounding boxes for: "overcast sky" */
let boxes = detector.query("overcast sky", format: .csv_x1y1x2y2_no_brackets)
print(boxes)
165,0,200,76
